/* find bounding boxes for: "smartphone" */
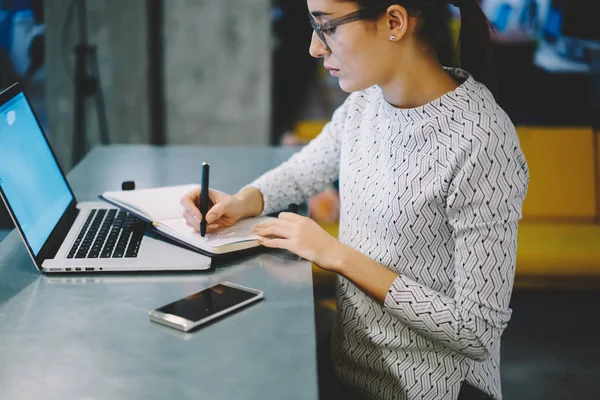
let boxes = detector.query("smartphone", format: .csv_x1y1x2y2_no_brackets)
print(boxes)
149,282,264,332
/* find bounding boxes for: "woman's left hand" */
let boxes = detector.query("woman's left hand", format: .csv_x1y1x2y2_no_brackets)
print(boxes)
253,212,345,272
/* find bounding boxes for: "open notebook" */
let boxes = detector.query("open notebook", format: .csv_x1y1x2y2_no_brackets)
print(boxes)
100,184,274,256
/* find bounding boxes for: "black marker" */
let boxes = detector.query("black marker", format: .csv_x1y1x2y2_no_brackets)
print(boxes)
200,162,210,237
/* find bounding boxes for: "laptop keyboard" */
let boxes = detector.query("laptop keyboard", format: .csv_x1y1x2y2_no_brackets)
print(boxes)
67,209,146,259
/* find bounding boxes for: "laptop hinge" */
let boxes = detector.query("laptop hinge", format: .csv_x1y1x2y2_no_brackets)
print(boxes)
36,203,80,265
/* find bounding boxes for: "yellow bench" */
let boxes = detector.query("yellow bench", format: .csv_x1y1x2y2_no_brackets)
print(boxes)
516,127,600,285
517,223,600,280
517,127,598,220
295,121,600,286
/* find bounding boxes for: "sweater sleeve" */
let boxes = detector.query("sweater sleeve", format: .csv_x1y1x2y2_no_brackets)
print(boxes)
383,123,529,361
243,94,354,215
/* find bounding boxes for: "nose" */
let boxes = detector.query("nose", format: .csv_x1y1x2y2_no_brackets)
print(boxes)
309,31,329,59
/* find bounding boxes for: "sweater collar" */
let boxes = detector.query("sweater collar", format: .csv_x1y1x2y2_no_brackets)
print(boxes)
378,68,481,124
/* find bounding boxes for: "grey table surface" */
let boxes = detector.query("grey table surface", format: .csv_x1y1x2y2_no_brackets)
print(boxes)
0,145,318,400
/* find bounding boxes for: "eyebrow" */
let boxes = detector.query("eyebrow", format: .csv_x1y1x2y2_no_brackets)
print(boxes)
310,11,332,17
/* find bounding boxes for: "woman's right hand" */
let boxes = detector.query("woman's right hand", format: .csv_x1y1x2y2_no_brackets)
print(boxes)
180,187,263,233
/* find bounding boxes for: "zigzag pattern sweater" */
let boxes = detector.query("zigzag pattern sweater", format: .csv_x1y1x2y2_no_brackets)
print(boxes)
247,69,529,400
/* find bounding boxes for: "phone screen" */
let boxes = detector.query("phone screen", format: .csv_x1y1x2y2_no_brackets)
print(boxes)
156,284,258,322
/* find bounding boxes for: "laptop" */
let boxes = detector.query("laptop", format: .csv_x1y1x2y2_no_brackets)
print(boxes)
0,83,212,273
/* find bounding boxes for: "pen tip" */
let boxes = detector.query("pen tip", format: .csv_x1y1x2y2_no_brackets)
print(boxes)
202,161,209,166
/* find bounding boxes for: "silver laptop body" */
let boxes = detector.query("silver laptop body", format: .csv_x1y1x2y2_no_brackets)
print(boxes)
0,83,211,273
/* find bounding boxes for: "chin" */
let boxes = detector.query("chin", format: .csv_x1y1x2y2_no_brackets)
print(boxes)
338,77,371,93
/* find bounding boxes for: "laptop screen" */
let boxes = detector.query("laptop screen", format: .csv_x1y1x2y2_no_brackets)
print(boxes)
0,92,74,255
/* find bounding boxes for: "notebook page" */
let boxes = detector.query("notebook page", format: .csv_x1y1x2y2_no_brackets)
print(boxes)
158,216,274,249
102,184,200,221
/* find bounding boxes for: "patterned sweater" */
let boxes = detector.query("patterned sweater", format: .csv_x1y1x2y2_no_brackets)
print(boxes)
247,69,529,400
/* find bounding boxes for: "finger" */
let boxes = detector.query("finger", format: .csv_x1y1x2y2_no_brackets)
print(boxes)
208,189,230,209
181,194,201,219
207,188,222,204
206,223,221,233
183,212,200,232
278,212,303,222
257,236,288,250
254,218,293,232
205,202,225,224
183,210,202,225
254,223,292,239
204,188,216,209
185,188,200,202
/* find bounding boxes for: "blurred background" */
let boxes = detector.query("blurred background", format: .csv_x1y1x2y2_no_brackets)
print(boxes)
1,0,599,398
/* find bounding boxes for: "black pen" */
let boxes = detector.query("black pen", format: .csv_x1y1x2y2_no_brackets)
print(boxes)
200,162,210,237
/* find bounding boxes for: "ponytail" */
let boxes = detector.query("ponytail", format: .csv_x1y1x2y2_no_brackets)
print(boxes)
346,0,497,92
451,0,497,93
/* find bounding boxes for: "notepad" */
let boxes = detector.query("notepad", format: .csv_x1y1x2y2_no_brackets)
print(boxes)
100,184,274,255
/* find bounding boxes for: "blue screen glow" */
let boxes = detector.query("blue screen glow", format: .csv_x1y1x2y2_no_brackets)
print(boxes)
0,93,73,255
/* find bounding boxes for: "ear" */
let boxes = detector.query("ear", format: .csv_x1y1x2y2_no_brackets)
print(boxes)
383,5,410,42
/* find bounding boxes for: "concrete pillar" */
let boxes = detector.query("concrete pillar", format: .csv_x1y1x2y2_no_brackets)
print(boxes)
45,0,272,171
163,0,271,146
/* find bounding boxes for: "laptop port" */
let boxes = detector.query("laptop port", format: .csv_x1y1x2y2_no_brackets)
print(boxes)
49,268,61,272
85,267,94,271
65,268,72,271
75,267,81,271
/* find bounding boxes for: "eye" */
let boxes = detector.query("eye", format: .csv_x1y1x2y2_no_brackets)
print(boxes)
323,27,337,34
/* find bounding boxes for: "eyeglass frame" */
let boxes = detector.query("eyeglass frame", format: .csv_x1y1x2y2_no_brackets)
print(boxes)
308,7,389,52
308,1,440,52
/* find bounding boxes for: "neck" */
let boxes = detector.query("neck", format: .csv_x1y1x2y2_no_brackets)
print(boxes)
378,51,459,109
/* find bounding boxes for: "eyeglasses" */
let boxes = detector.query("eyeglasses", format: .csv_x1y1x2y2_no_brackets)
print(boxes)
308,7,389,52
308,1,440,52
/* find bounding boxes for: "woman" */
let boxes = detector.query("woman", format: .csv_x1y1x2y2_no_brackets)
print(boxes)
181,0,529,399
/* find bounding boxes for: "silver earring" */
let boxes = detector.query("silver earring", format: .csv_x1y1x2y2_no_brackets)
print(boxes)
390,35,396,41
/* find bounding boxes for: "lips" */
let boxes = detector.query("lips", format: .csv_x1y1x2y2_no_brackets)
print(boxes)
324,65,340,77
